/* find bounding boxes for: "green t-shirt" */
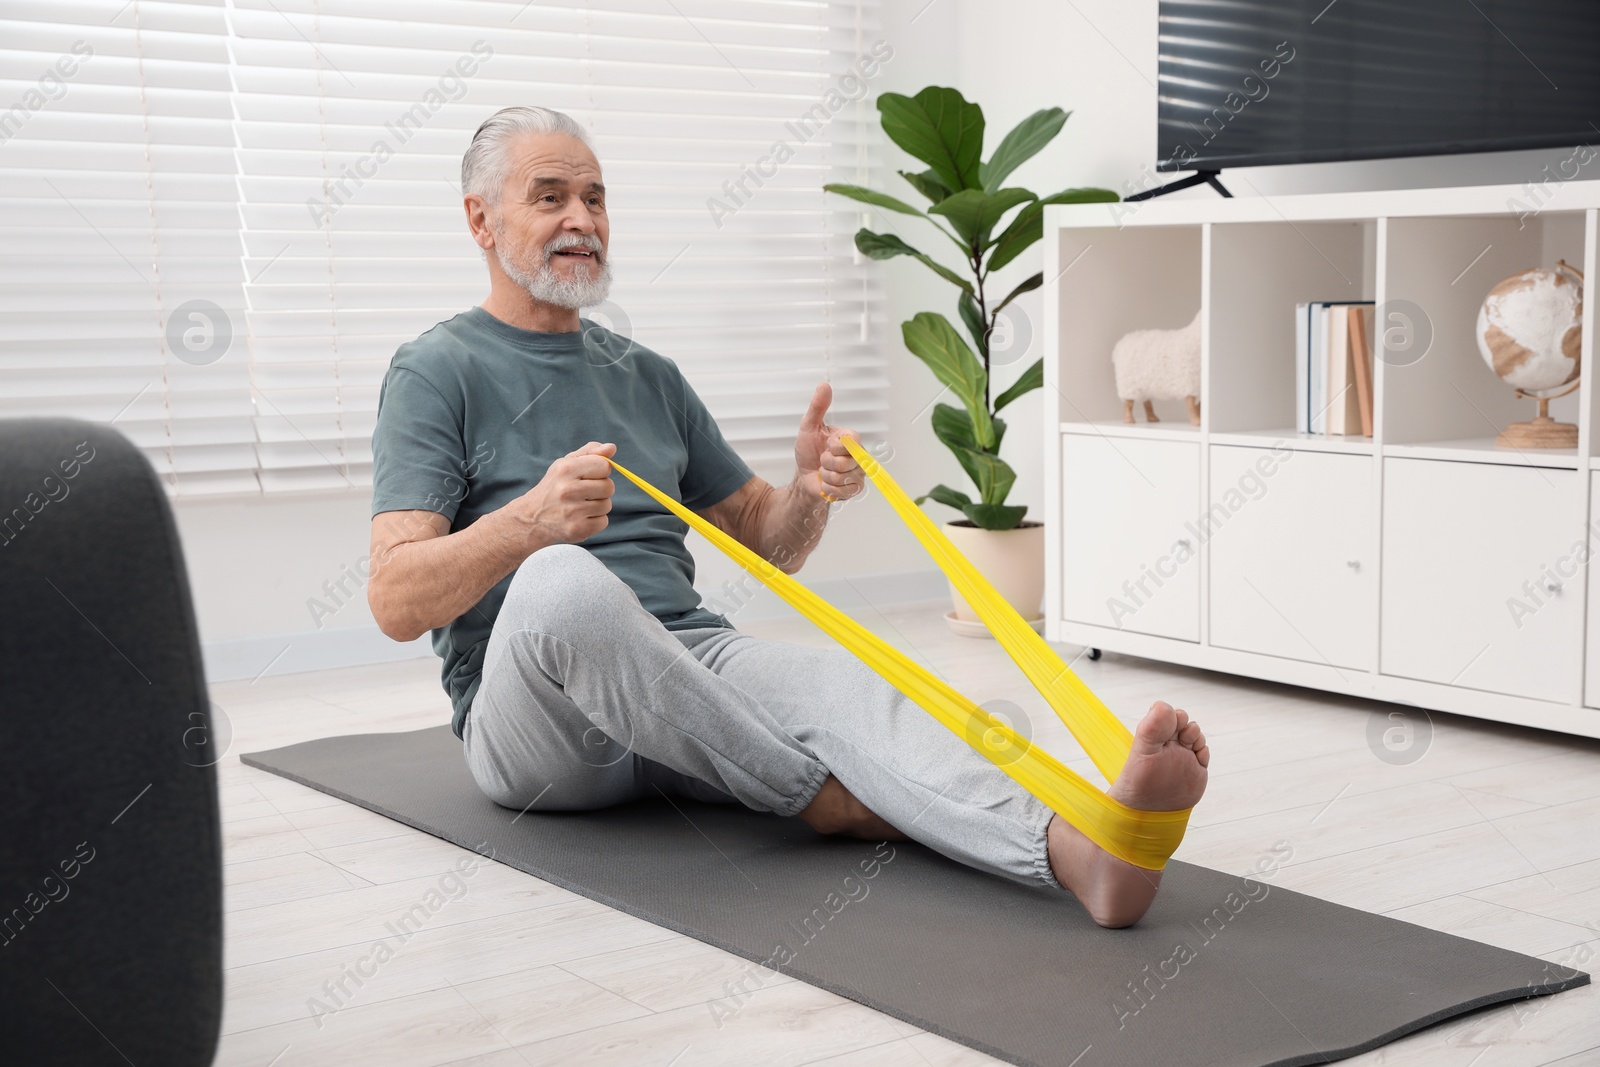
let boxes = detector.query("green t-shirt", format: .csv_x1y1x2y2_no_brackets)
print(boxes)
369,306,756,739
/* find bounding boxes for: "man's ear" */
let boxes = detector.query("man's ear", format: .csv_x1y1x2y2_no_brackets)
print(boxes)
464,194,495,251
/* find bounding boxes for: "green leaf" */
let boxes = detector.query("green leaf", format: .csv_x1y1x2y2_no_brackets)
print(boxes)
947,438,985,495
931,402,971,451
932,402,972,449
950,445,1016,504
901,312,993,447
982,108,1068,193
823,183,925,217
961,502,1029,530
957,291,986,356
855,229,916,260
899,169,953,204
854,229,973,294
994,271,1042,315
993,357,1043,413
935,402,1006,455
877,87,985,192
985,202,1046,273
917,483,973,511
928,187,1036,251
986,186,1120,273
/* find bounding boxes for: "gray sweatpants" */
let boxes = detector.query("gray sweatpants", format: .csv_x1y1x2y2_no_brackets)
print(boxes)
461,542,1063,890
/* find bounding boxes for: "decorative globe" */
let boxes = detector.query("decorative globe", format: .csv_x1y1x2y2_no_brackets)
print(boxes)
1475,262,1582,394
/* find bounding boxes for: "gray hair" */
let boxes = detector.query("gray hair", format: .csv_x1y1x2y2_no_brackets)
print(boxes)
461,106,593,208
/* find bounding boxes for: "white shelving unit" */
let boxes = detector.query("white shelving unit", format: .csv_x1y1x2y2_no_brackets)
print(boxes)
1042,181,1600,740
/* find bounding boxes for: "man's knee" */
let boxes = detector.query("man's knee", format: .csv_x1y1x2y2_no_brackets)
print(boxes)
504,543,638,640
470,744,635,813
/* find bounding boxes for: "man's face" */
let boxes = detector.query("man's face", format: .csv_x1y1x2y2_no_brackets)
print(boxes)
488,131,611,309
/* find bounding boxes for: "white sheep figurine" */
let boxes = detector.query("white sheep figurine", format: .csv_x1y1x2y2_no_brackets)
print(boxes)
1111,308,1201,425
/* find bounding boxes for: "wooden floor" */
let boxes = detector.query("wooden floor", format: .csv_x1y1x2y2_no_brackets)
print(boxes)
211,602,1600,1066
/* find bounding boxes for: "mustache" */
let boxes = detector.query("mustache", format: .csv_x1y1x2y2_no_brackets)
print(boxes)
544,234,604,262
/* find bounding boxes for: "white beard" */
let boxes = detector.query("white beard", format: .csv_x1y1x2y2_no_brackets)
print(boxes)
495,231,614,310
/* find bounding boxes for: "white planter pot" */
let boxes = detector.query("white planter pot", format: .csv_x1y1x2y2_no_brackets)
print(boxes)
941,519,1045,638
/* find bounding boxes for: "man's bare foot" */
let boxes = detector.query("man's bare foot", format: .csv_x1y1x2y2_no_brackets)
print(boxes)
1047,700,1209,928
798,774,910,841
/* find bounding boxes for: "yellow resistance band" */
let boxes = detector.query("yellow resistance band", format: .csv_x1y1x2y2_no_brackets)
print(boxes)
606,438,1191,871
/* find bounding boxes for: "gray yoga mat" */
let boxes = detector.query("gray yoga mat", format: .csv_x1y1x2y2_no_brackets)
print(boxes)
243,726,1588,1067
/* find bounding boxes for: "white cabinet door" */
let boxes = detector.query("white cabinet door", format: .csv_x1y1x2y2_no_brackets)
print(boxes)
1061,434,1200,641
1382,458,1581,703
1209,446,1375,670
1589,473,1600,709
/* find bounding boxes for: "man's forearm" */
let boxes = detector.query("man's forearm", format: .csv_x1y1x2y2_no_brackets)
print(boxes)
752,473,833,574
373,507,552,641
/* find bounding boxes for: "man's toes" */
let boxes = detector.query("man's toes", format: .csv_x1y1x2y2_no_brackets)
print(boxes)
1177,719,1204,749
1137,701,1177,747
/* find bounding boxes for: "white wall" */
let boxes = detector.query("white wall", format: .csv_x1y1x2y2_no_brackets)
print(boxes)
173,489,427,681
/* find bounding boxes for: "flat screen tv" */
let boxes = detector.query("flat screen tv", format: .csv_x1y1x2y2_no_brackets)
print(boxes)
1156,0,1600,172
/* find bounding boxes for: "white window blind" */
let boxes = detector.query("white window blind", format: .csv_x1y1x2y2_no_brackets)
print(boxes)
2,0,890,495
1,0,255,492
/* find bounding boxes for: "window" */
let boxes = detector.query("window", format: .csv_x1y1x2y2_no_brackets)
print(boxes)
2,0,889,494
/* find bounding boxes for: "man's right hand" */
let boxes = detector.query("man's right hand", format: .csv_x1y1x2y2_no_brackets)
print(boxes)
369,441,619,643
514,441,617,548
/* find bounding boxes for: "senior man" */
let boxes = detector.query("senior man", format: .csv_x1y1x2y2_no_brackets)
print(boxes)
367,106,1208,928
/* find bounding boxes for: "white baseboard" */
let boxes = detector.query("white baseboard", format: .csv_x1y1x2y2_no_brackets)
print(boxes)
201,567,951,683
201,625,435,683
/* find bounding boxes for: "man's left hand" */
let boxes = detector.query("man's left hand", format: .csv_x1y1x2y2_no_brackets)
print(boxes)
794,382,865,504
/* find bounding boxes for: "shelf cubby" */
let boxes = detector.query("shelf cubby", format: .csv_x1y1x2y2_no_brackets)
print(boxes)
1207,220,1375,438
1052,224,1201,426
1380,211,1585,455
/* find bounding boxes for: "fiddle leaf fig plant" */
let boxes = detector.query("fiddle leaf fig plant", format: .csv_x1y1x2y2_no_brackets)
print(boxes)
826,86,1118,530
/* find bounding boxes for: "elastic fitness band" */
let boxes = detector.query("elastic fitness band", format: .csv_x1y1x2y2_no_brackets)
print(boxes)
605,437,1192,871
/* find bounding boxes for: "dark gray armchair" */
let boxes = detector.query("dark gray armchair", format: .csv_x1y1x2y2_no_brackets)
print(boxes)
0,418,222,1065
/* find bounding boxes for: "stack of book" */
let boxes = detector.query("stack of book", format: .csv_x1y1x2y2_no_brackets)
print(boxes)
1296,301,1375,436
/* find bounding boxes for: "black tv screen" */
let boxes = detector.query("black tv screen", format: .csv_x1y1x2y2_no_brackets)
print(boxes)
1157,0,1600,171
